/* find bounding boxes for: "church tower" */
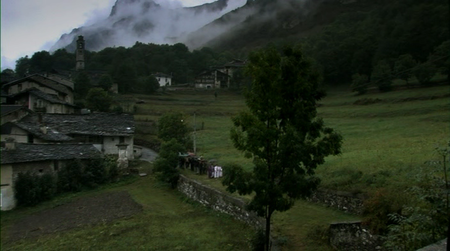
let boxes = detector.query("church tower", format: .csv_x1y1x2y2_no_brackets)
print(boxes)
76,36,85,71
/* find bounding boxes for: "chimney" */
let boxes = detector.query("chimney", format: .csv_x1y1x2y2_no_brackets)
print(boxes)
40,126,48,134
5,138,16,150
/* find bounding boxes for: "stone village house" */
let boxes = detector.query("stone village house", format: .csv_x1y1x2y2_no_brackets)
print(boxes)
194,59,246,89
1,141,101,210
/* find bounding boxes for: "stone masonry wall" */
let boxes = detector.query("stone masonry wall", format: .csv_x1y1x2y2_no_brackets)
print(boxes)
308,189,366,215
329,221,384,251
177,175,264,229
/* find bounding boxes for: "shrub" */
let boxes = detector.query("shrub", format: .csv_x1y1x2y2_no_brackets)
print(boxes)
57,159,84,192
362,188,407,234
14,172,57,207
83,158,107,188
414,62,437,86
14,172,41,206
351,73,369,95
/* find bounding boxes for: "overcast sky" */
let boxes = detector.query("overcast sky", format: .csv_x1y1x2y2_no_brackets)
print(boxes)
1,0,217,70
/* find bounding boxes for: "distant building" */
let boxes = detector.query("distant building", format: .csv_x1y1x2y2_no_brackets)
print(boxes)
152,72,172,87
194,59,246,89
194,69,230,89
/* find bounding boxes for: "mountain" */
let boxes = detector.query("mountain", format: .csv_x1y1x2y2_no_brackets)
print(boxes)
50,0,247,52
51,0,375,53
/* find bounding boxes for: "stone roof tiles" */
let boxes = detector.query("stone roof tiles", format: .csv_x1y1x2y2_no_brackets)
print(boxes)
21,112,135,136
1,143,102,164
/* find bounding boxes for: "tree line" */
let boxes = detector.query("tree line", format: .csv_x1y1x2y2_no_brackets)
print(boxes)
302,0,449,90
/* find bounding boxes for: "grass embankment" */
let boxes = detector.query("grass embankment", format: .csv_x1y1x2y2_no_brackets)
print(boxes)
133,85,449,193
1,175,254,251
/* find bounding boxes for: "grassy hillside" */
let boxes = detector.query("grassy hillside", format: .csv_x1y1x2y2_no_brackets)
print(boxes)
132,84,449,194
1,168,357,251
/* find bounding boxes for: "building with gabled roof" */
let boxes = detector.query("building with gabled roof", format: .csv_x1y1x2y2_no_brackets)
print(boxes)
1,141,101,210
1,105,30,125
1,112,135,159
2,74,74,106
8,87,78,114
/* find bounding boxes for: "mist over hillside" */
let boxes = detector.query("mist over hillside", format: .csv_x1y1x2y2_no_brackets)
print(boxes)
50,0,247,52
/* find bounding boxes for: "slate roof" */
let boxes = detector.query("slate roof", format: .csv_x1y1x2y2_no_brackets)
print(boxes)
3,74,72,95
10,87,76,107
1,143,101,164
152,72,172,78
1,89,8,97
1,105,25,116
5,120,74,142
20,113,135,136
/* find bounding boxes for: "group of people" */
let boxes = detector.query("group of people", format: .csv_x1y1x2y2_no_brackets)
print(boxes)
178,152,223,178
207,165,222,179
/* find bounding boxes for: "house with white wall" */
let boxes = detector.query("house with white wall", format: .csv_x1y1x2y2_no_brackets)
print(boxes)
152,73,172,87
1,141,101,210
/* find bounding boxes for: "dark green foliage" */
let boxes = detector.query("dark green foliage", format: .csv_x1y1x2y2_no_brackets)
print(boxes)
153,139,185,188
223,45,342,250
371,60,393,92
83,158,107,188
251,229,266,251
351,73,369,95
57,159,84,193
38,173,57,201
157,112,190,147
136,75,160,94
15,56,30,77
384,162,449,250
30,51,53,73
362,188,407,235
414,62,437,86
302,0,448,86
394,54,417,85
428,40,450,79
97,74,114,91
85,87,113,112
14,157,121,208
74,71,92,98
14,172,57,206
14,172,41,206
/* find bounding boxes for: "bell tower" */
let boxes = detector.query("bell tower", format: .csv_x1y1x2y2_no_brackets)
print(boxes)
76,36,85,71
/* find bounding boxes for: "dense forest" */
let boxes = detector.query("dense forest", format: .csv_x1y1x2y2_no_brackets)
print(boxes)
2,0,449,94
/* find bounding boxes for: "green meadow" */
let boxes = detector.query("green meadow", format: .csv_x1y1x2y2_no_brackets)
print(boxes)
3,85,448,251
133,85,449,194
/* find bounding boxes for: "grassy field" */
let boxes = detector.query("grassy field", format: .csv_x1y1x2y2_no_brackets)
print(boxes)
132,85,449,193
5,85,445,250
1,175,255,251
1,172,357,251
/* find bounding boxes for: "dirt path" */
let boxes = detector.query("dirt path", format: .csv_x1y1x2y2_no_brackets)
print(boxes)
6,191,142,242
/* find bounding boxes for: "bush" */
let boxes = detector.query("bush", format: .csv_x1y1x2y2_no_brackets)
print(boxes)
414,62,437,86
83,158,107,188
57,159,84,192
351,73,369,95
362,188,407,234
14,172,56,207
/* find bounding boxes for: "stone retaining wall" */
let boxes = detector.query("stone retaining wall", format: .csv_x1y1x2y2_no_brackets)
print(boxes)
308,189,366,215
329,221,384,251
177,175,264,228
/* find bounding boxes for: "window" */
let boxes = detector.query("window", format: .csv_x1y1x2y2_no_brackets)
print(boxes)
54,161,59,171
27,134,34,143
18,84,22,92
119,136,125,144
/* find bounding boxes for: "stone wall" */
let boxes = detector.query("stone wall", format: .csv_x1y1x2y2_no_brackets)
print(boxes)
329,221,384,251
416,239,447,251
308,189,366,215
177,175,264,228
